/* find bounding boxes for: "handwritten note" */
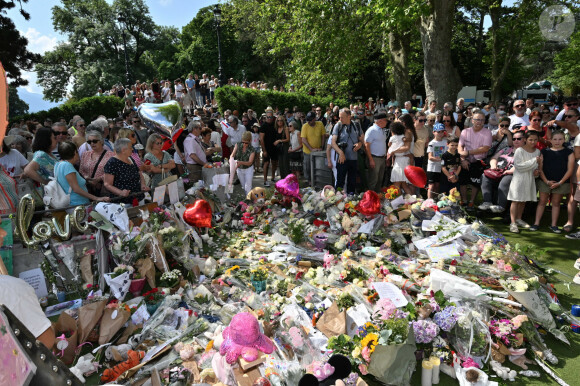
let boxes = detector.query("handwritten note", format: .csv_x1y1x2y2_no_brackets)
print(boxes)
18,268,48,298
168,181,179,204
372,282,408,307
131,304,151,325
425,244,460,262
153,185,166,205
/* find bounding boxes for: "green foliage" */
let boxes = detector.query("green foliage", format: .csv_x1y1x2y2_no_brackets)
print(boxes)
551,30,580,95
215,86,348,114
0,0,40,86
8,86,29,118
9,96,123,124
37,0,160,101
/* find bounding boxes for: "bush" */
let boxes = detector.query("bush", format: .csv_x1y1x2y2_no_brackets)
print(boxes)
9,96,124,125
215,86,348,114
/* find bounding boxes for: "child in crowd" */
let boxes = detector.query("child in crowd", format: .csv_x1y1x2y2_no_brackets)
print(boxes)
531,130,574,233
507,131,541,233
426,123,447,198
251,123,262,172
440,137,462,194
388,122,413,194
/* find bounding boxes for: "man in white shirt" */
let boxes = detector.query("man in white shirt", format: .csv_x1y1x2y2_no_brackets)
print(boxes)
183,121,207,183
174,78,184,103
556,97,578,121
508,99,530,131
223,116,246,151
364,111,388,192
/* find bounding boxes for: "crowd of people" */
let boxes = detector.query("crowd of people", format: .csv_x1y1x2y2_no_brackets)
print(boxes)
3,88,580,235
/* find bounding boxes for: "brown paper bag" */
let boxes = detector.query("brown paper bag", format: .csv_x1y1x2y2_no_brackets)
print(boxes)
53,312,78,365
99,307,131,345
316,302,346,338
117,321,142,345
78,299,107,343
80,253,93,284
135,257,156,288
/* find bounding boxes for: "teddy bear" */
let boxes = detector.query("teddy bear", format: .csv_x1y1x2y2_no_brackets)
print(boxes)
70,354,99,383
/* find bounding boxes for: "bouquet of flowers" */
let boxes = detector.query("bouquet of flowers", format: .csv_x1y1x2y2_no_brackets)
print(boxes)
110,264,134,279
143,288,165,304
109,230,147,265
281,217,307,245
160,269,182,288
147,207,172,232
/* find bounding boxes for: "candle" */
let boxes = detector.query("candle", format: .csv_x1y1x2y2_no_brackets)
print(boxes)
422,359,433,386
430,356,441,384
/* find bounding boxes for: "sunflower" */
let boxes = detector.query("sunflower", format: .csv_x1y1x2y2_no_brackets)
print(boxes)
360,332,379,353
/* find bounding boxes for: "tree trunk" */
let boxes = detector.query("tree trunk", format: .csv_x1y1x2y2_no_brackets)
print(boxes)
473,8,486,86
388,29,412,105
419,0,462,106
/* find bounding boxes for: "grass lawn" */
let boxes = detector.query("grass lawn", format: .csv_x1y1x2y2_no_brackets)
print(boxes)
407,202,580,386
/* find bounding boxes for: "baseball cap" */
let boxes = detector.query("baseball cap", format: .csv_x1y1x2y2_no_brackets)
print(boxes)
433,123,445,132
306,111,317,121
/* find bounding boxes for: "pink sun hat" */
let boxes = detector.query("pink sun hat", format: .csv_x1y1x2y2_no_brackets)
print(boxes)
219,312,274,364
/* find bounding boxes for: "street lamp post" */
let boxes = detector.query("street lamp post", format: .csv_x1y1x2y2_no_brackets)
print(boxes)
213,5,224,87
117,13,131,86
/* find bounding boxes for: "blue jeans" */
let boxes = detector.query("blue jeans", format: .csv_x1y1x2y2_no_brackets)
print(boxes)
336,159,358,194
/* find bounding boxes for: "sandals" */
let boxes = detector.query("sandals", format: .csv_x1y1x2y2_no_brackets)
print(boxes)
563,224,574,233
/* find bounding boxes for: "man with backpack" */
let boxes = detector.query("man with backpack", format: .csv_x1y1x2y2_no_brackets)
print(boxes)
331,108,364,194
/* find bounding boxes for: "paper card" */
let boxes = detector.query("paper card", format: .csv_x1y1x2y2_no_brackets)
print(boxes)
168,181,179,204
153,185,166,205
390,195,405,209
425,244,460,262
372,282,408,307
131,304,151,325
18,268,48,298
346,303,371,337
412,236,437,250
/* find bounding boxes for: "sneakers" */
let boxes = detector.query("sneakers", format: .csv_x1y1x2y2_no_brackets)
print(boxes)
478,202,492,211
529,225,540,231
515,219,530,229
574,271,580,285
574,258,580,270
490,205,505,213
264,181,270,187
509,223,519,233
565,231,580,240
549,226,562,234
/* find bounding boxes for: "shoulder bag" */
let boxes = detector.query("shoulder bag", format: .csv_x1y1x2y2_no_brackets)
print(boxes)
43,162,72,209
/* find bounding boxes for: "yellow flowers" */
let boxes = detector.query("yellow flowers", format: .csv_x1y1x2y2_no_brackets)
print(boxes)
206,340,214,352
225,265,240,276
361,332,379,353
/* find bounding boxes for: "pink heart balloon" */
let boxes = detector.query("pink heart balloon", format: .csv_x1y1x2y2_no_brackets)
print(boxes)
275,173,300,199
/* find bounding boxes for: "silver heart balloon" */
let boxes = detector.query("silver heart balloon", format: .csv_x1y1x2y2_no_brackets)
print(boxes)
137,100,183,139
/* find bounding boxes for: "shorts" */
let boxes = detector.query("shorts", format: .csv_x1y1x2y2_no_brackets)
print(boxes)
466,161,484,186
427,171,441,184
262,147,278,162
537,179,570,195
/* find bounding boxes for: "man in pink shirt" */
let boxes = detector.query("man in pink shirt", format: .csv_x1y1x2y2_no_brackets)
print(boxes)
458,111,492,207
183,121,208,183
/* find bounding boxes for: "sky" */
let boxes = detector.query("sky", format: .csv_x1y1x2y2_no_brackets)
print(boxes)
7,0,216,112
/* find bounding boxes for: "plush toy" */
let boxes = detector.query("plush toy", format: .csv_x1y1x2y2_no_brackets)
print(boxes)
247,187,267,205
490,360,517,381
105,343,133,362
219,312,274,364
298,355,354,386
100,349,145,383
70,354,99,383
242,212,255,226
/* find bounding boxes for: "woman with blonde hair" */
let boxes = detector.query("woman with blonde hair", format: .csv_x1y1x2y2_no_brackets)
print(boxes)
144,133,175,188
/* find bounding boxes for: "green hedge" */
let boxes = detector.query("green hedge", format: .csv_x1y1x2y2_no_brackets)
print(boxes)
215,86,348,114
10,96,125,124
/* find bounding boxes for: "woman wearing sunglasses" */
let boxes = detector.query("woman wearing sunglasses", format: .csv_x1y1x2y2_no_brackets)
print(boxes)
524,111,551,150
79,131,113,195
144,133,176,189
442,112,461,139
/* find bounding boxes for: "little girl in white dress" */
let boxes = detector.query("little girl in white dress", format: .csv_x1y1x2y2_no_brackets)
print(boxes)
388,122,414,193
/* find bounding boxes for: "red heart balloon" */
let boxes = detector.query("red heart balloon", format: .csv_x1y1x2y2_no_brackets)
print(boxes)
183,200,212,228
356,190,381,216
404,165,427,188
275,173,300,199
